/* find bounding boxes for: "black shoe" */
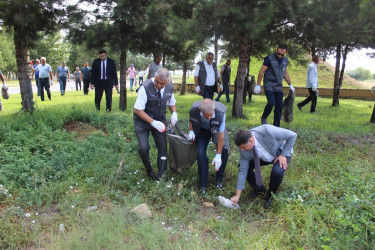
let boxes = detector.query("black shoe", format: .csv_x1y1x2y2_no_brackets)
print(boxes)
199,186,207,194
297,104,302,111
147,170,157,180
216,181,223,189
249,189,266,198
264,196,274,209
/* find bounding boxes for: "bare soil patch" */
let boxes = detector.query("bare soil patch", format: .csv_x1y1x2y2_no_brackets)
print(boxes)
63,120,107,141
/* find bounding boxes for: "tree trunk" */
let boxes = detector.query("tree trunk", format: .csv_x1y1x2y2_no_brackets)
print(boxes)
119,48,127,111
242,57,250,103
162,52,165,68
232,38,249,118
311,45,316,58
370,104,375,123
338,45,348,89
214,34,219,64
14,40,34,112
180,61,187,95
332,43,342,107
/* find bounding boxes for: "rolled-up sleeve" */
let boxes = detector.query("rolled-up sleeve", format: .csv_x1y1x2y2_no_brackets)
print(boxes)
169,92,176,106
194,64,200,77
133,86,147,110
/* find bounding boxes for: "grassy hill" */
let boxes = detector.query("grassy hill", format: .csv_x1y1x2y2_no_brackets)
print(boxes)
174,56,366,89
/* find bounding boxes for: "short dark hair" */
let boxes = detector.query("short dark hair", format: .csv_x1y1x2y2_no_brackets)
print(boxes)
312,55,319,62
98,49,107,54
234,129,253,146
278,44,288,50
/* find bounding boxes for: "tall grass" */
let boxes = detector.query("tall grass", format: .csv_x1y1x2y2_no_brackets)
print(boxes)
0,90,374,249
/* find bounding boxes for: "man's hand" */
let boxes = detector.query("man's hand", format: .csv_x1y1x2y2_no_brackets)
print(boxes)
254,84,261,94
170,112,178,126
312,86,317,92
289,84,295,93
187,130,195,142
151,120,166,133
274,155,288,170
219,84,223,92
212,154,222,171
115,84,119,90
230,195,240,207
91,84,95,90
195,86,200,94
50,80,54,86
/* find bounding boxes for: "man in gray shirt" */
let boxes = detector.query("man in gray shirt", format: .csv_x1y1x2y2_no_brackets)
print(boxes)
230,125,297,208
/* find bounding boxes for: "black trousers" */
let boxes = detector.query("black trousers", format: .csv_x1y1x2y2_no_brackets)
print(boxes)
298,88,317,113
95,80,113,111
203,85,215,100
134,119,167,176
39,78,51,101
83,79,90,94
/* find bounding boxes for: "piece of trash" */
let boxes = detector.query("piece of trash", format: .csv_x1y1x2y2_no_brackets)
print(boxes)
131,203,152,219
32,220,36,224
216,216,224,221
86,206,98,212
218,196,239,209
25,213,31,217
58,223,65,233
164,226,173,231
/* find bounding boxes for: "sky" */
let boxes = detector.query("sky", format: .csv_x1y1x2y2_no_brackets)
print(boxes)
326,48,375,73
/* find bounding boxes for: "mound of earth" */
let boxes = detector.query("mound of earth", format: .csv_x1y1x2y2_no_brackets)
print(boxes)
63,120,107,141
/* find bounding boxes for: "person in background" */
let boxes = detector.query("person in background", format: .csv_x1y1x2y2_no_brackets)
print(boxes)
33,59,40,96
215,59,231,103
147,55,162,79
74,67,82,91
81,61,92,95
138,69,144,86
0,69,6,111
127,64,136,91
254,44,295,127
56,61,70,96
297,55,320,113
34,57,53,101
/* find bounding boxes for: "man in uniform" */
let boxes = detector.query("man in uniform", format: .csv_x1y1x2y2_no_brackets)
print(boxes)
188,98,229,193
133,68,178,180
254,44,295,127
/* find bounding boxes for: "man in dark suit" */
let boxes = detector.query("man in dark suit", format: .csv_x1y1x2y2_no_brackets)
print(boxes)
91,49,119,112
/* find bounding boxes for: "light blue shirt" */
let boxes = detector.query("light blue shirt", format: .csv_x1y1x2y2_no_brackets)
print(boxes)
57,66,69,78
35,64,52,78
200,112,226,133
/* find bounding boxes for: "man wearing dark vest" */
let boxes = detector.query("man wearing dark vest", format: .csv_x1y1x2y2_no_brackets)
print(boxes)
134,68,178,180
215,59,231,103
254,44,295,127
194,52,223,100
188,98,229,194
230,125,297,208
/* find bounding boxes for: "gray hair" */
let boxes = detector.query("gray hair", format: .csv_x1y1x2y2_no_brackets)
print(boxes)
40,57,46,61
206,52,214,57
199,98,215,114
155,68,170,82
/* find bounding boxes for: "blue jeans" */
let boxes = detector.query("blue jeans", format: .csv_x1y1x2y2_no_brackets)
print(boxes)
196,127,228,188
129,78,134,91
215,82,230,102
244,156,291,194
262,90,284,127
58,77,67,94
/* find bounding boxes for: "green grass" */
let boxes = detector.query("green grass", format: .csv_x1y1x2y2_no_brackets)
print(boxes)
0,90,374,249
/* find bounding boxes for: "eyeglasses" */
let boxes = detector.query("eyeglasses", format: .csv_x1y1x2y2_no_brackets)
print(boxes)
277,52,285,57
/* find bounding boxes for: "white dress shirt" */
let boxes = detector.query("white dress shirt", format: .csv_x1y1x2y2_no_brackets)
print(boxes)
134,78,176,110
194,60,220,86
101,58,107,80
306,62,318,89
254,137,275,162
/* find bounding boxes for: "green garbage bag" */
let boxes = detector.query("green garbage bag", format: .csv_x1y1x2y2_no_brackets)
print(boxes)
166,123,197,172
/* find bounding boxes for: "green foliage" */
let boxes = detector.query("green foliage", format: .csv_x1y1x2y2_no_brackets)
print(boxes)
0,30,17,73
347,67,373,81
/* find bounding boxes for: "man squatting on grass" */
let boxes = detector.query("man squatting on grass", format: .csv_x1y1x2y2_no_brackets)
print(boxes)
133,68,178,180
230,125,297,208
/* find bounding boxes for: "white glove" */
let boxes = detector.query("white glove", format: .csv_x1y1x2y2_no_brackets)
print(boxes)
254,85,261,94
187,130,195,142
195,86,200,94
170,112,178,126
151,120,166,133
212,153,222,172
50,80,54,85
289,84,295,92
312,86,317,92
2,82,6,88
219,84,223,92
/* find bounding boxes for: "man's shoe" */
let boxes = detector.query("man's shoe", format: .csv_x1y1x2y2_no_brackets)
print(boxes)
49,97,51,101
216,181,223,190
264,196,274,209
199,186,207,194
261,117,267,125
147,171,157,180
297,104,302,111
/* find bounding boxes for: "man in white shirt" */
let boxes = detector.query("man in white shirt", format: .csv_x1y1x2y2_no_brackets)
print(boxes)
297,55,319,113
34,57,54,101
134,68,178,180
194,52,222,100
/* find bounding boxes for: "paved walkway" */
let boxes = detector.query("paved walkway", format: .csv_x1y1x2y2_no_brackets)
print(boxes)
7,79,81,95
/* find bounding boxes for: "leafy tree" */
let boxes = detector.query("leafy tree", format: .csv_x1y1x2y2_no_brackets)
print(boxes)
347,67,372,81
0,0,65,112
0,29,17,76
